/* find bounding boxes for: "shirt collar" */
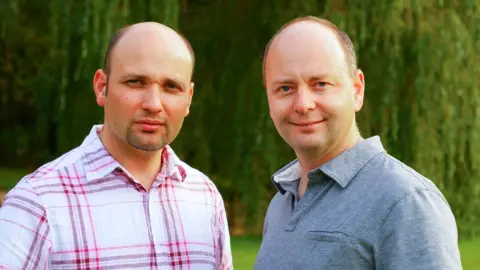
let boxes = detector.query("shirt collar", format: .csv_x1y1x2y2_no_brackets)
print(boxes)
159,144,187,182
272,136,385,193
81,125,187,182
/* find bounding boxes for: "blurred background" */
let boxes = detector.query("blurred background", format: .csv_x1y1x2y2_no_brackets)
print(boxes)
1,0,479,268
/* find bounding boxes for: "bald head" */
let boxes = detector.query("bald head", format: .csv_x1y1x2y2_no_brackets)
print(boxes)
263,16,357,84
103,22,195,77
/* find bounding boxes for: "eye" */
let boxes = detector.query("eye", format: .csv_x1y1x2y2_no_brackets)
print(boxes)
126,79,144,88
277,85,292,92
164,80,183,92
315,82,328,87
166,82,178,89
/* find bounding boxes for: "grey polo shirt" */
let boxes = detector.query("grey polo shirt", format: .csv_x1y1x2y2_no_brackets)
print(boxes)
254,136,461,269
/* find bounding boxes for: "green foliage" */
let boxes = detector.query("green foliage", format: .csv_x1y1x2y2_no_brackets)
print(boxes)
1,0,479,237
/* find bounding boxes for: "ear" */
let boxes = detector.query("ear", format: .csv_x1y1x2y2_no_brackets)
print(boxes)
352,69,365,112
93,69,108,107
184,82,194,117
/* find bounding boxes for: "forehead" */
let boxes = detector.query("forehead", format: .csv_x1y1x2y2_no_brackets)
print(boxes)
265,22,348,81
110,28,193,79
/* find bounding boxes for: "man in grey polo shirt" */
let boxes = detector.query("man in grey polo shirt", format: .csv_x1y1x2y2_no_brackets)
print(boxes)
254,16,461,269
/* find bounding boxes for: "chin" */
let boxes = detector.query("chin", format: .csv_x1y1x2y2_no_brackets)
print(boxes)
294,143,324,152
290,138,327,151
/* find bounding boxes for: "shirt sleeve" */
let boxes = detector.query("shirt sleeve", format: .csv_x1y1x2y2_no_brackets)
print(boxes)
375,189,462,269
214,194,233,270
0,180,52,269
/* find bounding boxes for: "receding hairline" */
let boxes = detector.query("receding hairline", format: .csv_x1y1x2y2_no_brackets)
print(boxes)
103,22,195,77
262,16,358,85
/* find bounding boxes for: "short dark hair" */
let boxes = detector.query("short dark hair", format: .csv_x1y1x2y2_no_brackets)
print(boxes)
102,25,196,79
262,16,358,85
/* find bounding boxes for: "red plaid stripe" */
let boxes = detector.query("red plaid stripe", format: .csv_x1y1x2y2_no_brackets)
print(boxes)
0,125,232,269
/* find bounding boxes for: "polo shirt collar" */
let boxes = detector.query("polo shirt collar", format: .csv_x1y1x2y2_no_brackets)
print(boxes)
272,136,385,193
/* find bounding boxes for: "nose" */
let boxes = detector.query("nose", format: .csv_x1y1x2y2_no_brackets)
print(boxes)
141,84,163,113
293,85,315,114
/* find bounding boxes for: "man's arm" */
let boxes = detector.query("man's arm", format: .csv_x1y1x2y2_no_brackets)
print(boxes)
0,180,52,269
376,189,461,269
214,195,233,270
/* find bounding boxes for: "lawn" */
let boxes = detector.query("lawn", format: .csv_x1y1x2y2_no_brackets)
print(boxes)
459,236,480,269
1,168,479,268
231,236,262,269
231,236,480,269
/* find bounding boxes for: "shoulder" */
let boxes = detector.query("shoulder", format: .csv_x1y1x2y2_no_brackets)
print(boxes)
181,162,220,190
0,149,83,217
164,146,221,194
365,152,448,205
178,160,224,197
362,153,455,227
373,156,460,267
6,145,86,201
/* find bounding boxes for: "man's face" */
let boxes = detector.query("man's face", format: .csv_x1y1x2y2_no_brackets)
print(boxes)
95,28,193,152
264,22,364,154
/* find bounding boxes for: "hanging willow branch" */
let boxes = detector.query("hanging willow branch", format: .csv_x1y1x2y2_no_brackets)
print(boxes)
0,0,479,238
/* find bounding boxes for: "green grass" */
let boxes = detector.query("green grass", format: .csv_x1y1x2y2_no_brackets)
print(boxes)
231,236,480,270
231,236,262,269
1,168,479,268
459,236,480,269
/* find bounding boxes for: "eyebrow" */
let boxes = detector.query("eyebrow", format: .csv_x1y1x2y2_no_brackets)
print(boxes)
120,74,148,81
119,74,186,88
271,74,333,86
271,79,296,86
307,74,332,83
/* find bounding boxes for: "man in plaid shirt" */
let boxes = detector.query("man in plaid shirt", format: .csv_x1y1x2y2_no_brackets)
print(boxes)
0,22,232,269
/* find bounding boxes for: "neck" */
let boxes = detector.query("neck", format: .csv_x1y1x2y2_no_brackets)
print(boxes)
296,130,362,198
99,125,163,190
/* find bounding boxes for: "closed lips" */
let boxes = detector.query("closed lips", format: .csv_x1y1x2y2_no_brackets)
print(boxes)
136,120,164,125
291,120,324,126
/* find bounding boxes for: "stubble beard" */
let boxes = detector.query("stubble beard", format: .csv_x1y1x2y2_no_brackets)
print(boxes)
125,124,168,152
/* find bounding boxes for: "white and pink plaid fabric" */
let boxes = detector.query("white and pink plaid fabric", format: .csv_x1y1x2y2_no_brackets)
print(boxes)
0,125,232,269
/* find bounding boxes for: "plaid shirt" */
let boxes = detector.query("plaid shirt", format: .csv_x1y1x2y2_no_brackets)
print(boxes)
0,125,232,269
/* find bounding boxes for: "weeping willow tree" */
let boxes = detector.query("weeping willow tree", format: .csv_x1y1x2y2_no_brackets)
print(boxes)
176,0,480,238
333,0,480,239
1,0,479,238
0,0,181,163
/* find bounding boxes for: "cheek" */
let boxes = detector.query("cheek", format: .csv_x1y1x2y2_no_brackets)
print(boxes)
106,91,139,119
163,96,191,120
268,99,291,121
318,93,349,115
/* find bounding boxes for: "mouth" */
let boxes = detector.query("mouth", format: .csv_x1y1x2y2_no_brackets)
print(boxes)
290,120,325,127
136,119,164,125
134,119,165,132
